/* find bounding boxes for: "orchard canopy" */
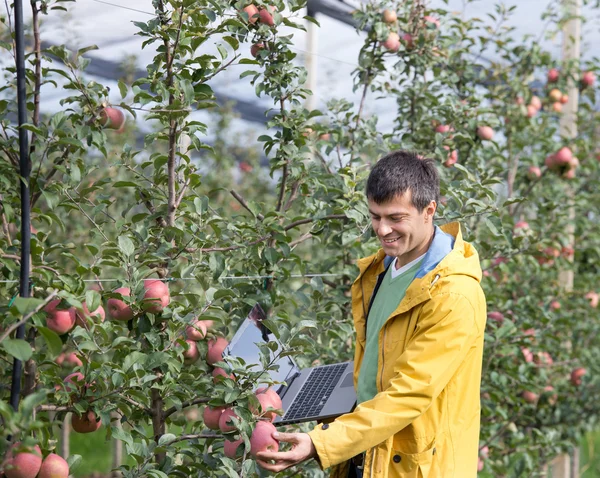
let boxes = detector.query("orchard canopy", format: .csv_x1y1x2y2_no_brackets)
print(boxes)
1,0,599,477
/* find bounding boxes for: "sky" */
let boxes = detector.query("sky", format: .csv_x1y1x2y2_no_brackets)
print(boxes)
1,0,598,139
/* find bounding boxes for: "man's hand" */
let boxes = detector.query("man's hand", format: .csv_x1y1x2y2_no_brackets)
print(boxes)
255,431,317,472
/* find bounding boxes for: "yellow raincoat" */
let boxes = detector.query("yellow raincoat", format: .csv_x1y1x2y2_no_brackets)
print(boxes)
308,222,487,478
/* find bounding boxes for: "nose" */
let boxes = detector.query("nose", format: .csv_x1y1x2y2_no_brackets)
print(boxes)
378,221,392,237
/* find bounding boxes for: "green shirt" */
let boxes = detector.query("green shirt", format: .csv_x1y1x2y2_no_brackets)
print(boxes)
356,257,423,404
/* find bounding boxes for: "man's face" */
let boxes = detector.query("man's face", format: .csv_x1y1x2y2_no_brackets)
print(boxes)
368,191,436,267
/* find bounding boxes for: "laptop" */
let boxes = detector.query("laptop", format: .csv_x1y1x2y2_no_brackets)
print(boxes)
224,304,357,425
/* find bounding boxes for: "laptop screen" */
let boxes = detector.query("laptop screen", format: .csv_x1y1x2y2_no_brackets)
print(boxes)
225,304,297,388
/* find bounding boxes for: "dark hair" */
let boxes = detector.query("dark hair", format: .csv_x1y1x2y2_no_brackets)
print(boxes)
366,150,440,211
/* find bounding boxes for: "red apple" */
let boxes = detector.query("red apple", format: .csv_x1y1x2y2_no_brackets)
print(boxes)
514,220,529,230
521,347,533,363
530,96,542,110
585,291,599,308
543,385,557,405
534,351,553,366
219,408,239,433
570,367,586,386
560,94,568,104
250,421,279,458
4,444,42,478
545,154,557,169
522,391,538,403
401,33,414,49
203,406,225,430
550,300,560,311
516,96,525,105
71,410,102,433
477,457,484,472
476,126,494,141
487,311,504,324
382,32,400,52
548,88,562,102
568,156,579,169
526,104,538,118
99,107,125,131
212,367,235,382
250,43,264,58
563,168,576,179
38,453,69,478
44,299,60,314
107,287,133,321
581,71,596,87
443,147,458,167
46,308,76,335
382,9,397,23
182,340,199,365
435,124,451,134
186,320,208,341
527,165,542,179
552,102,562,113
258,5,276,26
56,352,83,368
547,68,559,82
554,147,572,165
423,15,440,28
142,279,170,313
479,446,489,459
255,387,283,422
75,302,105,328
207,337,229,366
224,437,244,459
242,4,259,23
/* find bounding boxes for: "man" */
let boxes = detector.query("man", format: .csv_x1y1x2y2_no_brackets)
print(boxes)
257,150,487,477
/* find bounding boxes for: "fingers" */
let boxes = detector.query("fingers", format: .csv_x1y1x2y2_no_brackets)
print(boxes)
271,431,298,443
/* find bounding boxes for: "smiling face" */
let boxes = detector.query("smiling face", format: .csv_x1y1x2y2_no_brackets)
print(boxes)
368,190,436,268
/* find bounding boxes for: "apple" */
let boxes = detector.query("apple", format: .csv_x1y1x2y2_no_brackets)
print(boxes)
560,246,574,258
563,168,576,179
401,33,414,49
477,457,484,472
219,408,239,433
487,311,504,324
521,347,534,363
107,287,133,321
527,165,542,179
99,107,125,131
554,147,572,165
568,156,579,169
550,300,560,311
547,68,559,82
435,124,451,134
142,279,170,313
71,410,102,433
38,453,69,478
534,351,553,366
186,320,208,341
224,437,244,459
552,102,562,113
570,367,586,386
544,154,557,169
4,444,42,478
382,32,400,52
203,406,225,430
479,446,489,459
526,104,538,118
250,421,279,458
207,337,229,366
443,147,457,167
75,302,105,328
255,387,283,422
476,126,494,141
258,5,276,26
212,367,235,382
514,220,529,230
423,15,440,28
44,299,60,314
543,385,557,405
560,94,568,104
242,4,259,24
56,352,83,368
585,291,599,308
183,340,200,365
516,96,525,105
250,43,265,58
529,96,542,110
522,391,539,404
46,308,76,335
548,89,562,102
382,9,397,23
581,71,596,87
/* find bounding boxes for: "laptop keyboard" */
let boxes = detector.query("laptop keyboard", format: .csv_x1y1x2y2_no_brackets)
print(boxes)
283,364,347,420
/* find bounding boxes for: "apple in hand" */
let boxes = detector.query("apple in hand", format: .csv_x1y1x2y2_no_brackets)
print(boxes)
250,421,279,458
4,444,42,478
142,279,170,313
38,453,69,478
107,287,133,321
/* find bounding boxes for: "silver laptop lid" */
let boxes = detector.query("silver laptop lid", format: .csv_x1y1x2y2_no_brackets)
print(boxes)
225,304,298,389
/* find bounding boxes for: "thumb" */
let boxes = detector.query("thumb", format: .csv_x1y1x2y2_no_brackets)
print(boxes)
272,431,298,443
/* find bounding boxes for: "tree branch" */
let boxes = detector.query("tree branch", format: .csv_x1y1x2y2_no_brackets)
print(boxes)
0,290,58,344
229,189,264,220
174,177,190,209
283,214,347,231
64,190,109,241
276,97,288,212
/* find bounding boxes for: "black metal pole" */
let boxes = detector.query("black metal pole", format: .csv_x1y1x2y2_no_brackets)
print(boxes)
10,0,32,412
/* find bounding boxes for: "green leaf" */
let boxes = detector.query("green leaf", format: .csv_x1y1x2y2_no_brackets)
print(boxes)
158,433,176,446
2,339,33,361
11,297,44,315
118,80,128,99
118,236,135,257
37,327,63,358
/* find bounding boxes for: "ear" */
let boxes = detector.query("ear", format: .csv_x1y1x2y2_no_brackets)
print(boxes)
424,200,437,220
